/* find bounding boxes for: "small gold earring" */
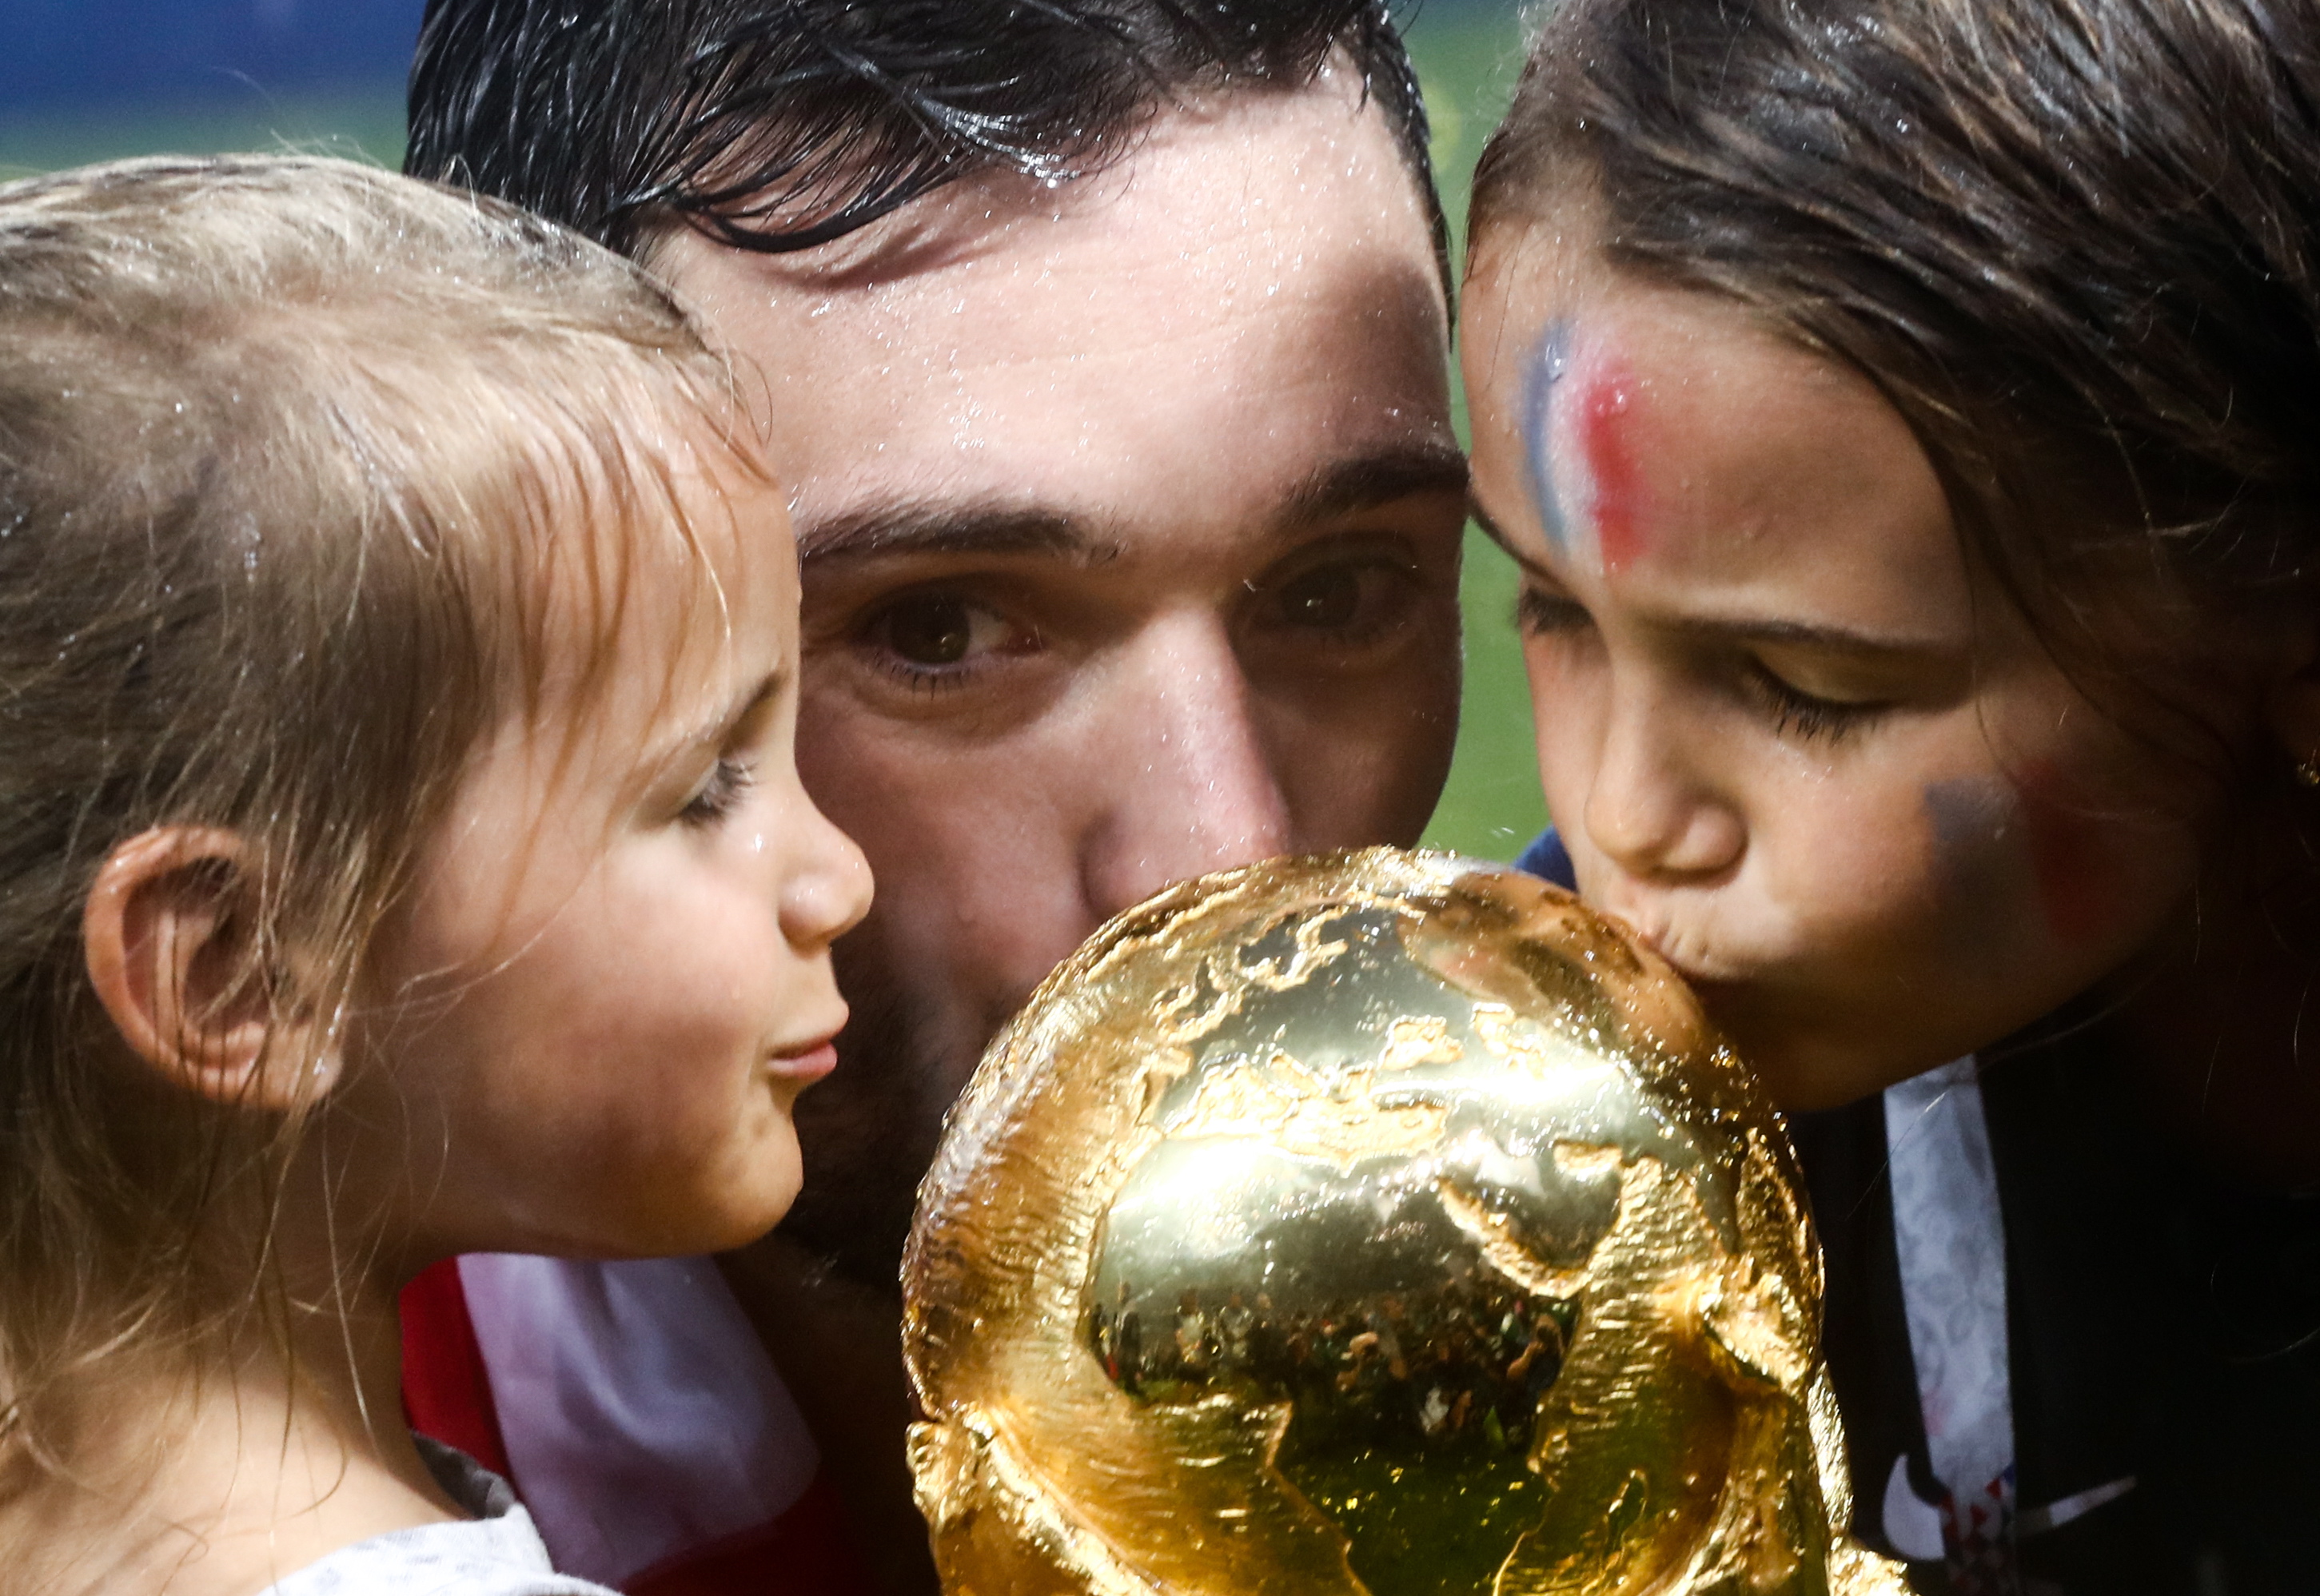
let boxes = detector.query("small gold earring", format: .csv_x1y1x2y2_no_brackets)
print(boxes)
2298,754,2320,789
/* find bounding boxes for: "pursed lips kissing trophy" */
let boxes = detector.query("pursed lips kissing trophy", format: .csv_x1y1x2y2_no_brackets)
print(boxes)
901,849,1907,1596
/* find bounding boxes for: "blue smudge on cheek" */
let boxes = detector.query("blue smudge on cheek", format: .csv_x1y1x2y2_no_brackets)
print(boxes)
1921,778,2023,956
1521,320,1574,557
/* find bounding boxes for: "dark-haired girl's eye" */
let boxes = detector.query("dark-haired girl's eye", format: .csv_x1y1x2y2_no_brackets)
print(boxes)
1748,666,1886,745
1515,586,1593,635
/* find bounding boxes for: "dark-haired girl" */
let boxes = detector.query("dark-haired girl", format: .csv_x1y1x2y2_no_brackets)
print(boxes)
1463,2,2320,1590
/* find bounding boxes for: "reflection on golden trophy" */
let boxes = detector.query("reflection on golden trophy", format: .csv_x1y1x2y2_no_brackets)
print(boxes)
903,849,1905,1596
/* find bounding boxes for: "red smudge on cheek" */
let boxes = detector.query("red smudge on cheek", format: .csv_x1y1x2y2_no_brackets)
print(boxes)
1577,364,1651,573
2015,758,2111,945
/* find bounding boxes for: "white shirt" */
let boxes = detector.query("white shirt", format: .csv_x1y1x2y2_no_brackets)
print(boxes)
266,1438,615,1596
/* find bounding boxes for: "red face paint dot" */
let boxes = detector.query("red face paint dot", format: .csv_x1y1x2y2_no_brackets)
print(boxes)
1577,365,1650,574
2015,758,2110,946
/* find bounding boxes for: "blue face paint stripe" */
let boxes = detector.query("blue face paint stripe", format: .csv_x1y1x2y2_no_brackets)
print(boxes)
1921,778,2028,962
1521,320,1575,556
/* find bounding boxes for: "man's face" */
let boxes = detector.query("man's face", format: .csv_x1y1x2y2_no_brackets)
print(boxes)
656,67,1463,1274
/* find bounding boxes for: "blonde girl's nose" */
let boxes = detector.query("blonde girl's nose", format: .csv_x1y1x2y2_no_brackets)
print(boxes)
779,793,873,949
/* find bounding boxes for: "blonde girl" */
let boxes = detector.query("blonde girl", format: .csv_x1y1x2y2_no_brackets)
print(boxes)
0,155,868,1595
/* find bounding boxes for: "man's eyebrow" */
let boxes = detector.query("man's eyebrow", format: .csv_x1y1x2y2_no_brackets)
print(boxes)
798,500,1122,566
1281,444,1471,526
1468,493,1958,656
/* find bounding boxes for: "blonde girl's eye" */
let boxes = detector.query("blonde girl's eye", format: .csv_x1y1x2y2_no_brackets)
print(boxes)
680,755,758,827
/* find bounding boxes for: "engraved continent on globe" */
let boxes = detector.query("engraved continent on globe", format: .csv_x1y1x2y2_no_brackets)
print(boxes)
903,849,1906,1596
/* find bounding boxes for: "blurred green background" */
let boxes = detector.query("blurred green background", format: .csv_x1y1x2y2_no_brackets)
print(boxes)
1406,7,1549,861
0,2,1545,859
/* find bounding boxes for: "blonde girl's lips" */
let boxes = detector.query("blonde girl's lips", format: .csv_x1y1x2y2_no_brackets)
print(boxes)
767,1036,840,1083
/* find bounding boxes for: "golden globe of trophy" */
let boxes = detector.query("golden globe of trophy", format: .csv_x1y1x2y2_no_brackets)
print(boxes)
903,849,1905,1596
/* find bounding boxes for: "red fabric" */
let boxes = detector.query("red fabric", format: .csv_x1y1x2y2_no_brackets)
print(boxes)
397,1257,872,1596
400,1258,515,1481
624,1477,875,1596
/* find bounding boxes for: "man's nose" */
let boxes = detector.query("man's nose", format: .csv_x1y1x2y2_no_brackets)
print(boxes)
1578,690,1744,884
1079,610,1293,921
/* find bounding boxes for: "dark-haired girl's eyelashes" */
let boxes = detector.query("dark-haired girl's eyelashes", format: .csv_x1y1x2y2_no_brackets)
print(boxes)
1516,581,1889,743
680,755,758,826
857,588,1038,690
1744,663,1888,744
1515,584,1593,635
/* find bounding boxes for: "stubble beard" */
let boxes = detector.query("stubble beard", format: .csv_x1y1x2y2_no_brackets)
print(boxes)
777,937,971,1292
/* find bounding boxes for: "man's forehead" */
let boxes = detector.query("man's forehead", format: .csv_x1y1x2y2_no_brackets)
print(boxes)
658,70,1441,366
656,70,1453,544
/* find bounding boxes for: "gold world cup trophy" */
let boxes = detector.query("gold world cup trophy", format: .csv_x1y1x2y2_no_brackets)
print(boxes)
902,849,1906,1596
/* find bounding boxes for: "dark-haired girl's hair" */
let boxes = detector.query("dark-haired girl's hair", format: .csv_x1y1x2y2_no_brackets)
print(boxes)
1473,0,2320,774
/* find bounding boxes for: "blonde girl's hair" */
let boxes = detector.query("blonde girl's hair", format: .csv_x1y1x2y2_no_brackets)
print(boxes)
0,153,755,1485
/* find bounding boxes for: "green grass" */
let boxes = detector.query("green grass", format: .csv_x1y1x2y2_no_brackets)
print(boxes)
1408,6,1552,862
0,16,1547,857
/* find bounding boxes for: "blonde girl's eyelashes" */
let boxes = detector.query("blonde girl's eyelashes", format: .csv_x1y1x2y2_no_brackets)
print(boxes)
680,754,758,826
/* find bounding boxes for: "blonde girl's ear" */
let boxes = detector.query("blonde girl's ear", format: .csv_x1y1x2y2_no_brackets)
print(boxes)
82,826,337,1112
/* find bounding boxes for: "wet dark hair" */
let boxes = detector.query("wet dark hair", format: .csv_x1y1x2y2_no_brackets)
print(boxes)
406,0,1441,272
1472,0,2320,770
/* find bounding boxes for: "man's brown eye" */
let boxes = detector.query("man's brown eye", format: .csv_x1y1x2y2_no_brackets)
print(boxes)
882,595,975,664
1277,565,1365,629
